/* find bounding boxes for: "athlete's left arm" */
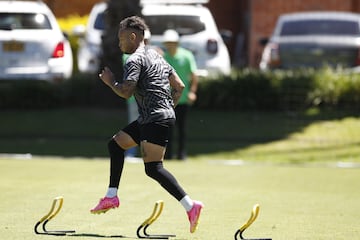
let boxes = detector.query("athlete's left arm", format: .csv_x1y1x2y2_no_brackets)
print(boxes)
99,66,136,99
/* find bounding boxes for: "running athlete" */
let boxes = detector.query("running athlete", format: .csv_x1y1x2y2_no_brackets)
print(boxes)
90,16,203,233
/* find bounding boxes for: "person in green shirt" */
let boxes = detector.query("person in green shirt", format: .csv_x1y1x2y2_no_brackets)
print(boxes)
162,29,198,160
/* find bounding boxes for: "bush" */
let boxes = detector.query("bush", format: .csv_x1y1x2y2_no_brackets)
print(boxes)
0,80,65,109
2,68,360,111
196,69,277,110
196,68,360,111
0,74,125,109
308,68,360,109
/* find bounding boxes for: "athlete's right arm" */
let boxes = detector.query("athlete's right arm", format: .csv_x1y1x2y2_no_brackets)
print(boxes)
169,71,185,106
99,66,136,99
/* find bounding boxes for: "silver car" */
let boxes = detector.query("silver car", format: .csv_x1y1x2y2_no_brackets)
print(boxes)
260,11,360,72
0,1,73,82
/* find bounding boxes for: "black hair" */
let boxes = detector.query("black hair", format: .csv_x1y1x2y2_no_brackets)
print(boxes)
119,16,148,36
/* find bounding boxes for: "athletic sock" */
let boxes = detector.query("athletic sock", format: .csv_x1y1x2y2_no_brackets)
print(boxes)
105,187,118,198
180,195,194,212
144,161,187,201
108,138,125,189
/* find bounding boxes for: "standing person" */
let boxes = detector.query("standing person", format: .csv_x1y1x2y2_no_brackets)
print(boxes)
162,29,198,160
90,16,203,234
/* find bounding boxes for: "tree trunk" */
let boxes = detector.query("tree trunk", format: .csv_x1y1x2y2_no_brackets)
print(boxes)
100,0,142,80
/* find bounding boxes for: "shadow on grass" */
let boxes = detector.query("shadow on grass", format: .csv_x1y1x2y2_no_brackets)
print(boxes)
0,108,357,158
68,233,128,238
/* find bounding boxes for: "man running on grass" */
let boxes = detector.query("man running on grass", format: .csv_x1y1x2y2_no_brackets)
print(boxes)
90,16,203,233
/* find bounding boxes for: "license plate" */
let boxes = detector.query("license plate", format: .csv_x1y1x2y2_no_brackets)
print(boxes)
3,41,24,52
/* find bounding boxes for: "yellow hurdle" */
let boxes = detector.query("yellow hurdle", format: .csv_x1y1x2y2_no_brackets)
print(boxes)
34,196,75,235
234,204,271,240
239,204,260,234
141,200,164,227
137,200,175,239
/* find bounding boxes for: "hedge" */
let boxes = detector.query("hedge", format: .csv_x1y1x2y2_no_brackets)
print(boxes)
1,68,360,111
0,74,125,109
196,68,360,111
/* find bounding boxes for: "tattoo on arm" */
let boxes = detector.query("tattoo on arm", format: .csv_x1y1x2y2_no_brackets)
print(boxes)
171,88,182,106
111,80,136,99
169,72,185,107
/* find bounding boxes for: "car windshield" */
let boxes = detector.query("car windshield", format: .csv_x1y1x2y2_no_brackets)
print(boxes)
280,19,360,36
94,12,105,30
143,15,206,35
0,13,51,30
91,13,205,35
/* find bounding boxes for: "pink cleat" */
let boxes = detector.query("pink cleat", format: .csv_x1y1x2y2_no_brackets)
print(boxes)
187,200,204,233
90,196,120,214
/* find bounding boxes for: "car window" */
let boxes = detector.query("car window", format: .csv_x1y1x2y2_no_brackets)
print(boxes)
94,12,105,30
280,19,360,36
0,13,51,30
91,12,205,36
143,15,205,35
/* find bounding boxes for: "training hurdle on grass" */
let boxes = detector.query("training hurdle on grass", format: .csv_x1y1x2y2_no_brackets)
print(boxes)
137,200,176,239
34,197,270,239
34,196,76,236
234,204,271,240
34,197,174,238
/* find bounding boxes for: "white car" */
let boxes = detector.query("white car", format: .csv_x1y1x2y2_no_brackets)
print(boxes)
0,0,73,82
74,1,105,75
76,0,231,78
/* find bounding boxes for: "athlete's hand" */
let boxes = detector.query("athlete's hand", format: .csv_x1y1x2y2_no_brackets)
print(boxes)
99,67,115,87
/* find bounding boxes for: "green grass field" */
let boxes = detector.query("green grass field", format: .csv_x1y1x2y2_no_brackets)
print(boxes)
1,157,359,240
1,109,360,239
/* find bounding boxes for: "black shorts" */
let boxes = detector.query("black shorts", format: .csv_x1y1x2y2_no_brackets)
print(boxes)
122,120,174,147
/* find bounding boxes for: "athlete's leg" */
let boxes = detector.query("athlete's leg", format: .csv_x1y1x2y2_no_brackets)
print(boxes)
140,122,188,201
91,122,139,214
141,140,203,233
107,121,140,191
142,141,186,200
140,123,203,233
109,130,137,189
164,124,174,159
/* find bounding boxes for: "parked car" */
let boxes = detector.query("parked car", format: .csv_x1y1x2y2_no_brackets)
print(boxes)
74,1,105,75
0,0,73,82
260,11,360,72
75,0,231,78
